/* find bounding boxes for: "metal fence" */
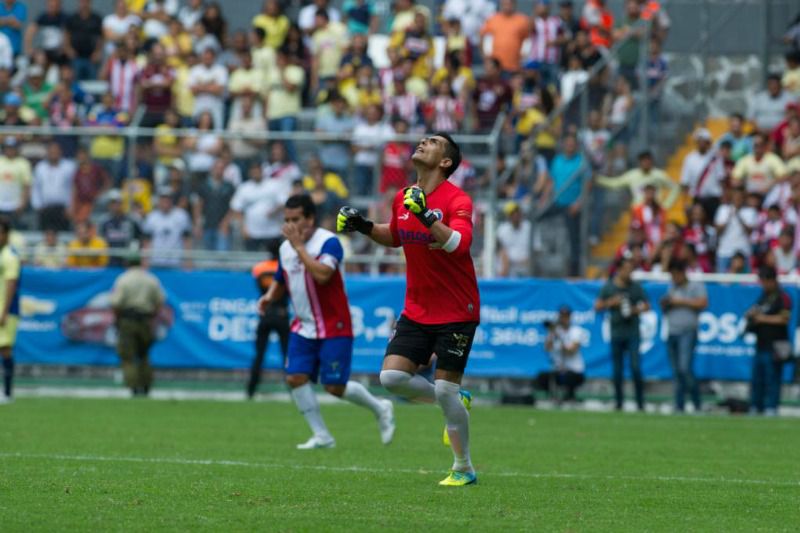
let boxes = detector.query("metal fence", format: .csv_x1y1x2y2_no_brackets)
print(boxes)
5,114,505,275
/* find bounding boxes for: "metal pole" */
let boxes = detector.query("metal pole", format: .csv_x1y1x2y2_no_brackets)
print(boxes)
483,113,505,279
126,106,145,183
762,0,772,83
700,0,710,118
639,23,651,149
579,162,590,277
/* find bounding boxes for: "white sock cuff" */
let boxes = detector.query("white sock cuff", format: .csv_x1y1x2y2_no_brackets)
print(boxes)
290,383,317,410
380,369,413,389
434,379,461,397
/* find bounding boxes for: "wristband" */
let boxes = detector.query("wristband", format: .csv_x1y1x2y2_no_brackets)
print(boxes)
415,209,438,228
442,230,461,253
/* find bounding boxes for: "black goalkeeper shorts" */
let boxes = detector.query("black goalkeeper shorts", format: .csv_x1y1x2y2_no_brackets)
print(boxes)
385,315,478,373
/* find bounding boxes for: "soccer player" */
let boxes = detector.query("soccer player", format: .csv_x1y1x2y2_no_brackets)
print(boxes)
258,195,395,449
337,133,480,486
0,219,20,404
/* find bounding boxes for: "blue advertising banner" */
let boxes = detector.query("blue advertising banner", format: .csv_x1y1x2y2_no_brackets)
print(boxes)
15,268,798,380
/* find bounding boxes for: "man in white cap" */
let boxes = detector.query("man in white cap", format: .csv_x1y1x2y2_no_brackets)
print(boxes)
0,137,31,224
680,127,727,219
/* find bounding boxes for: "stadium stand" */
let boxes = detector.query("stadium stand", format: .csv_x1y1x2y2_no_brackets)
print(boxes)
0,0,797,280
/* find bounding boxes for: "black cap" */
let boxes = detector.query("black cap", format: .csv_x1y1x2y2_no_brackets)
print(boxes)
558,305,572,315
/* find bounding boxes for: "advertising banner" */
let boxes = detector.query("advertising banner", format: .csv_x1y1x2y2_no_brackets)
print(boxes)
16,268,798,380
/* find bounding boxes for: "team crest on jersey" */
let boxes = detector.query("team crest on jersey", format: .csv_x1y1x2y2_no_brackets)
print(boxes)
432,209,444,221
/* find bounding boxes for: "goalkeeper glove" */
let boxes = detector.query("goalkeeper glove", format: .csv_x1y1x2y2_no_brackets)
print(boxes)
403,187,438,228
337,206,374,235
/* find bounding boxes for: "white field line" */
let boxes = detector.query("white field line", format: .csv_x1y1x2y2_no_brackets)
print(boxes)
0,452,798,488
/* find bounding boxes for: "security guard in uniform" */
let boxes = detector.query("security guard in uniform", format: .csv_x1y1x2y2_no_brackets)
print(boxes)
110,254,166,397
247,259,290,398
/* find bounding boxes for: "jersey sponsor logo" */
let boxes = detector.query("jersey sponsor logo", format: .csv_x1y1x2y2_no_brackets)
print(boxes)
397,228,436,245
398,212,410,221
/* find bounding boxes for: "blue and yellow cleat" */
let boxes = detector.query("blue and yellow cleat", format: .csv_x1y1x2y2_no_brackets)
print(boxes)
443,390,472,446
438,470,477,487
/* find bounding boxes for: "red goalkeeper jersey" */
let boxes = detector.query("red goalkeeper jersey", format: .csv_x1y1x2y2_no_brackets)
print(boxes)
389,181,480,325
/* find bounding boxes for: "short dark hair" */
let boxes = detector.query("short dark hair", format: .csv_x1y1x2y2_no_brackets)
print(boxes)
668,258,687,273
638,150,653,161
0,217,9,235
759,265,778,280
432,132,461,178
315,8,329,21
285,194,316,220
252,27,266,40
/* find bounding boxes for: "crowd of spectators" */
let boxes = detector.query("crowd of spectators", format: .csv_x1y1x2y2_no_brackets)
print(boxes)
0,0,668,272
608,62,800,277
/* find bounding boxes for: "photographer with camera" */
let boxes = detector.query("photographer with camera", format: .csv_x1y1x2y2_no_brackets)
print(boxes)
744,266,793,416
595,253,651,411
661,258,708,413
536,306,586,403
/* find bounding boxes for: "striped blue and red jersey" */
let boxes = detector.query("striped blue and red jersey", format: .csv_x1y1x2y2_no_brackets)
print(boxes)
274,228,353,339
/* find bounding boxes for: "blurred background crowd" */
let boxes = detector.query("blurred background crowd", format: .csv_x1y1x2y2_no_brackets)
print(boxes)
0,0,798,277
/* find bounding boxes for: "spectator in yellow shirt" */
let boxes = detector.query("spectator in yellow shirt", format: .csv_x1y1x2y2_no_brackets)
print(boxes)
732,133,787,196
0,137,32,221
302,156,349,198
310,10,349,97
160,18,193,68
596,151,681,208
389,11,434,80
252,0,290,49
516,87,560,160
67,221,110,268
154,109,183,178
33,229,66,268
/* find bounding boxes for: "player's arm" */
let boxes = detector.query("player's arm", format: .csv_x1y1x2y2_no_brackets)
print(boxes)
283,225,338,285
403,187,473,254
0,256,19,326
257,263,287,314
336,207,398,248
257,280,286,315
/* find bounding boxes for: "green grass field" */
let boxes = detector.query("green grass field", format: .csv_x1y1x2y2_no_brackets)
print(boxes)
1,397,799,532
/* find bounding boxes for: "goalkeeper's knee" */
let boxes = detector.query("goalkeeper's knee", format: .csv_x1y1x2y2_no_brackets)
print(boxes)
380,369,412,393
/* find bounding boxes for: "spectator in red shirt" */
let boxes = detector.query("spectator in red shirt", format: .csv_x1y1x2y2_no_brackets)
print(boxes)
48,82,80,157
472,57,512,132
424,80,464,133
631,183,665,245
138,42,175,129
380,117,413,193
581,0,614,49
71,146,110,224
682,203,716,273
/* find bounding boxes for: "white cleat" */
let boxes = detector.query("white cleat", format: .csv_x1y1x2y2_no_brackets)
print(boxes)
378,399,396,445
296,435,336,450
0,396,12,405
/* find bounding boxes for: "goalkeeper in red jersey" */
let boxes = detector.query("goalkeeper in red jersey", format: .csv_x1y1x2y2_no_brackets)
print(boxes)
337,133,480,486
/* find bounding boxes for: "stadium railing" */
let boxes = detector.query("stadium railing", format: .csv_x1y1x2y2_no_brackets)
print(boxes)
4,112,506,275
500,19,653,277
